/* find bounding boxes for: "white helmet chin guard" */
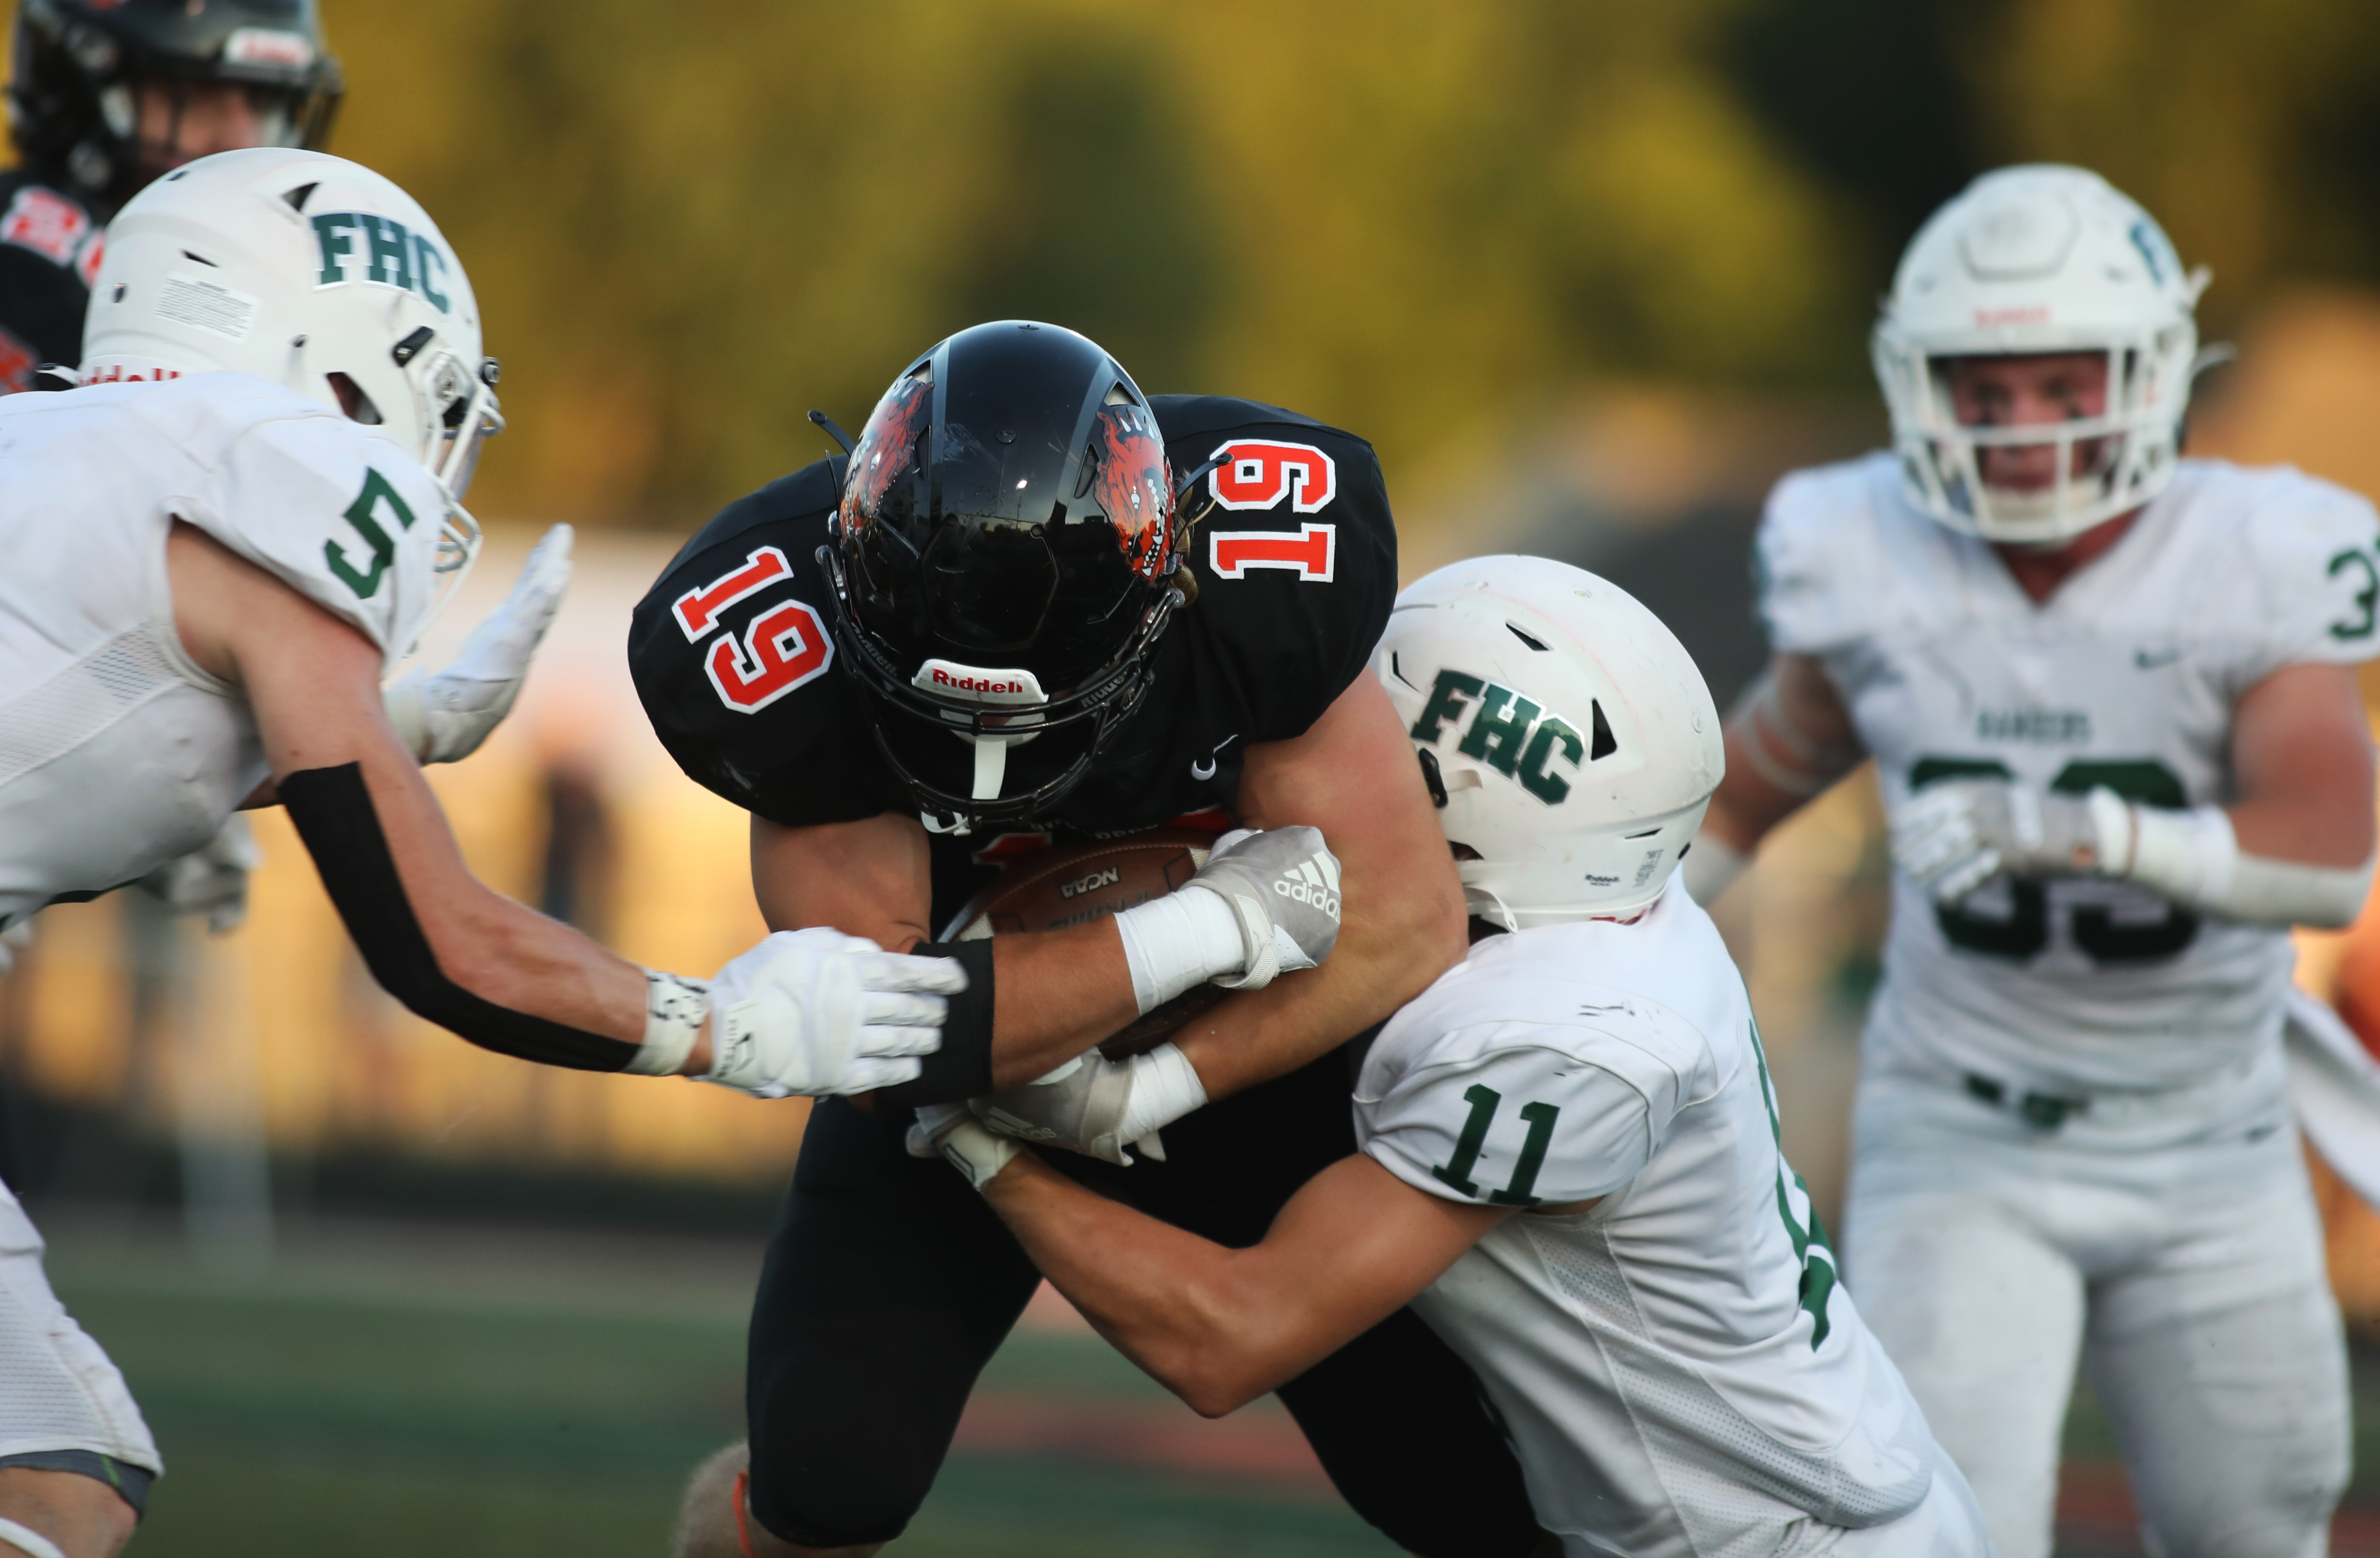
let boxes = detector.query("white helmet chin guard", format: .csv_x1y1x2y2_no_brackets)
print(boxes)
80,146,499,618
1873,164,2210,546
1375,557,1722,928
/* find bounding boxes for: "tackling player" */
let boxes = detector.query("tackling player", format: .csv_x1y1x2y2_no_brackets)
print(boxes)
0,148,960,1558
1684,164,2380,1558
3,0,341,393
631,322,1549,1557
921,557,1991,1558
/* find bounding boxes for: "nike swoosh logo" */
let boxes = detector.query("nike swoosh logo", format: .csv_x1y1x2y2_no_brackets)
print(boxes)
1190,734,1239,781
2135,648,2181,669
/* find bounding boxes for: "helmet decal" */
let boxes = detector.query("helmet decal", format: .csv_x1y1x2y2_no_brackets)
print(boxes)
1374,558,1722,925
1089,401,1174,582
839,371,932,536
1405,667,1591,805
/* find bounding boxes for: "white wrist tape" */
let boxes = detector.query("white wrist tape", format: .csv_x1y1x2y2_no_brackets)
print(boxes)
623,969,711,1076
1118,1041,1210,1143
2097,793,2374,929
1680,831,1748,905
1112,885,1246,1014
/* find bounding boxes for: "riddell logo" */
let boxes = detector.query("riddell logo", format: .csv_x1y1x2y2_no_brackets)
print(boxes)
913,658,1047,706
933,668,1026,695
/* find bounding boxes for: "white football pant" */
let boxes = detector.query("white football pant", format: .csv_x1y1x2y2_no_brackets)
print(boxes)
1845,1048,2347,1558
0,1182,160,1473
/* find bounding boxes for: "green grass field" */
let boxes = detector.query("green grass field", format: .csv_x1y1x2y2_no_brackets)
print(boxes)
37,1210,2380,1557
43,1213,1399,1558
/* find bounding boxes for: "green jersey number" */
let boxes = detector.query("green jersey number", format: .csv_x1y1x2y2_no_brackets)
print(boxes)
326,467,418,600
1907,755,2197,964
1748,1009,1836,1349
1430,1084,1560,1207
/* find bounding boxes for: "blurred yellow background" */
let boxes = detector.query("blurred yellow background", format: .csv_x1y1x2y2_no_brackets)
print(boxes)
8,0,2380,1233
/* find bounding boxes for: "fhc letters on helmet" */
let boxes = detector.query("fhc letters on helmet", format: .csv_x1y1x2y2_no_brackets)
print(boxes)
310,210,454,314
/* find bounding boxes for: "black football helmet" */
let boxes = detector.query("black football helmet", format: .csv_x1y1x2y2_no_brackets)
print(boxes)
6,0,342,210
820,320,1201,832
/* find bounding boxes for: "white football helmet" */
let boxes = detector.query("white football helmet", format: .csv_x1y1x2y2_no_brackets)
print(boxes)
80,146,498,610
1873,164,2209,544
1375,556,1722,927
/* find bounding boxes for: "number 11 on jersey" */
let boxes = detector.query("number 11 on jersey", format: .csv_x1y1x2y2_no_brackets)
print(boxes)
1431,1084,1560,1207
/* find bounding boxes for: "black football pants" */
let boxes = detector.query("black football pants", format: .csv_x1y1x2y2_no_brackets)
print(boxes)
745,1046,1545,1554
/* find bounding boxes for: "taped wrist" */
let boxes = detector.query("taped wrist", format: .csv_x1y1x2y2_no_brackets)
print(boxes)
2114,795,2374,928
625,969,711,1076
1117,1041,1210,1143
280,763,640,1072
873,937,996,1109
1112,885,1246,1012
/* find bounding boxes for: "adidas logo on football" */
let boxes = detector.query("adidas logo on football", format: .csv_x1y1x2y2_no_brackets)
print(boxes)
1272,854,1342,920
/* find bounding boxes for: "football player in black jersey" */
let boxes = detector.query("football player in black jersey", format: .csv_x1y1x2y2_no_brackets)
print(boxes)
631,321,1550,1558
1,0,340,391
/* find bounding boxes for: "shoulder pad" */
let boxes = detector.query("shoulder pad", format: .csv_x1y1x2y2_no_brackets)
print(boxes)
1156,399,1396,743
629,465,899,828
1756,453,1901,656
138,375,444,669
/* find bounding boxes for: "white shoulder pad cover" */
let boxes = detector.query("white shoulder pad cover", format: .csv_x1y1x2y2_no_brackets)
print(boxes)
142,375,444,673
1359,999,1712,1208
2221,465,2380,681
1754,454,1894,658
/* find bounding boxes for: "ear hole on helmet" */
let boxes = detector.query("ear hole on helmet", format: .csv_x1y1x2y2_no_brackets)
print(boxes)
327,372,381,425
1589,701,1617,760
1417,746,1448,807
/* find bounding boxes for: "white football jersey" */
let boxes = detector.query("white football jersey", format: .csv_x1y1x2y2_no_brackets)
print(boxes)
0,372,446,925
1356,882,1939,1558
1761,453,2380,1095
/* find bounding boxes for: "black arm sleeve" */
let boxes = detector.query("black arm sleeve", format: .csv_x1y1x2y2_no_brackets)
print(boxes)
873,938,996,1109
280,764,642,1072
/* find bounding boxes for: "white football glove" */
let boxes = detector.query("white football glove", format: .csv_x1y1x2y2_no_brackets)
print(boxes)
1190,826,1343,990
908,1106,1022,1192
384,523,574,764
966,1041,1207,1167
700,928,967,1098
1890,779,2110,904
133,814,263,933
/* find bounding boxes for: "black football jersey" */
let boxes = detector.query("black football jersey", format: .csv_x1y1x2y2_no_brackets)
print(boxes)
629,395,1397,931
0,172,103,394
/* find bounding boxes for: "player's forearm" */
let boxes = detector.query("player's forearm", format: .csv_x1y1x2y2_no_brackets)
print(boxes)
985,1152,1310,1417
1175,882,1460,1099
985,925,1142,1087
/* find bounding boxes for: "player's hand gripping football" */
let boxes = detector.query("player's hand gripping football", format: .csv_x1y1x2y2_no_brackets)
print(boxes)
133,813,264,933
383,523,574,765
964,1040,1210,1167
701,928,968,1098
1190,826,1343,989
1890,777,2116,903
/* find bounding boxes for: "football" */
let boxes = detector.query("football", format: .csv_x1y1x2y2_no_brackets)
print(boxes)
939,828,1232,1056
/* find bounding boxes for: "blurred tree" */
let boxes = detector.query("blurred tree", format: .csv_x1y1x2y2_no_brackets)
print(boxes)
16,3,2380,527
1722,0,2380,346
311,0,1849,525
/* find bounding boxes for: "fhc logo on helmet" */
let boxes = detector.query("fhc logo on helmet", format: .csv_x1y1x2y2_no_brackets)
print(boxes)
311,212,453,314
